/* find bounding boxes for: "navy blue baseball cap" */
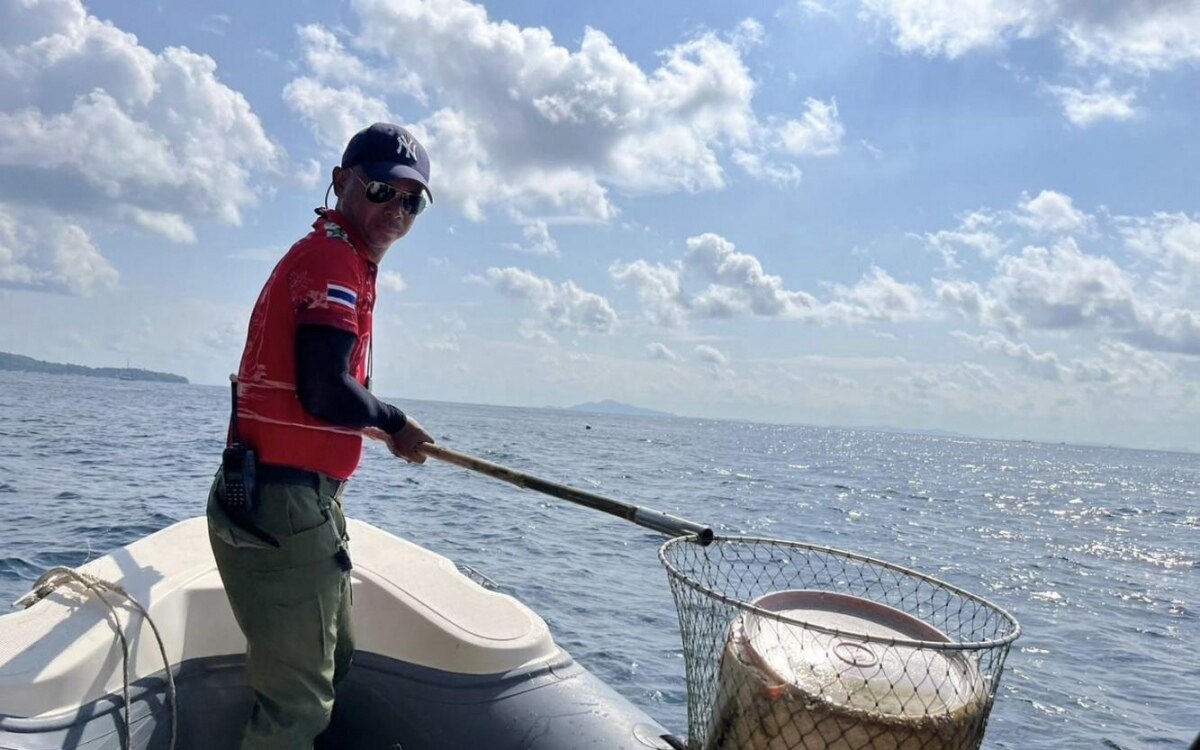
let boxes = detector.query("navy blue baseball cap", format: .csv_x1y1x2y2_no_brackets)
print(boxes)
341,122,433,201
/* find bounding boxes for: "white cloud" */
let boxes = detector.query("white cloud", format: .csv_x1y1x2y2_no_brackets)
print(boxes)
117,206,197,244
294,24,424,102
935,278,1006,327
421,338,461,352
694,344,729,366
0,204,117,294
954,331,1068,381
1058,2,1200,74
797,0,837,18
609,258,687,327
685,233,819,318
285,0,843,222
775,98,845,157
823,266,926,323
379,270,408,293
992,238,1138,330
929,193,1200,356
646,342,680,362
484,267,618,333
731,150,804,187
0,0,281,293
613,232,929,326
918,209,1005,267
518,320,558,346
1016,189,1090,233
860,0,1200,73
859,0,1045,58
505,219,560,257
1044,79,1138,127
282,78,393,153
954,331,1179,387
1118,212,1200,298
921,229,1005,268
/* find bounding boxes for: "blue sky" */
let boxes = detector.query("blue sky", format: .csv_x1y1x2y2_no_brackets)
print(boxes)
1,0,1198,451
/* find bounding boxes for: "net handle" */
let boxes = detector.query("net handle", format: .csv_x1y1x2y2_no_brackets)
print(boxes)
418,443,714,544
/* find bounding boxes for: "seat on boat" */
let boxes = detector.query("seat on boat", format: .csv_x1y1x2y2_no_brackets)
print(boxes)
0,517,556,720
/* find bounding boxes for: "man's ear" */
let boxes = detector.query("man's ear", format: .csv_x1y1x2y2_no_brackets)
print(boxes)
331,166,347,199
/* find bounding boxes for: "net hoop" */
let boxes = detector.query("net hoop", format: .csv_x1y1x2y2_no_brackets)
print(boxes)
659,534,1021,651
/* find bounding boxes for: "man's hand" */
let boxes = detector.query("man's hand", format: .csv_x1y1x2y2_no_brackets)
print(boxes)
386,417,434,463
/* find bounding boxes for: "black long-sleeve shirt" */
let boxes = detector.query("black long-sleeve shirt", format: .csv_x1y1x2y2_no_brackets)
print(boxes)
294,324,406,434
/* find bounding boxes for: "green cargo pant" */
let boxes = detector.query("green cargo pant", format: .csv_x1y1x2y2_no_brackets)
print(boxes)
207,470,354,750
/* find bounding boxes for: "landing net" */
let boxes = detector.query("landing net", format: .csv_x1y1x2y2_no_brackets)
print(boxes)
659,536,1020,750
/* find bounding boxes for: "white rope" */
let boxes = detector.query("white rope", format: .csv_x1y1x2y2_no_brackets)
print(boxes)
18,568,177,750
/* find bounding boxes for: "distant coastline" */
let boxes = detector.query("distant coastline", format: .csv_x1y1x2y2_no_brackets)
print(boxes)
565,399,674,418
0,352,188,384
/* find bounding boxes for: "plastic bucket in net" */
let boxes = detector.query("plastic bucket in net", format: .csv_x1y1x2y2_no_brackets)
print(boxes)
659,536,1020,750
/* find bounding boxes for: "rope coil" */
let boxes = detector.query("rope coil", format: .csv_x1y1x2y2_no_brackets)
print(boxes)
17,567,178,750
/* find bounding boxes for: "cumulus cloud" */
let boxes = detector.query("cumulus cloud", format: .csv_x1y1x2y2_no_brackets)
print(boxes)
953,331,1068,381
379,270,407,293
613,233,928,326
284,0,845,223
937,238,1143,333
954,331,1176,386
918,210,1005,268
774,98,845,157
0,204,117,294
646,342,680,362
293,23,424,102
859,0,1047,58
504,219,560,257
282,78,393,153
694,344,730,368
920,191,1089,268
1118,212,1200,299
858,1,1197,125
1044,79,1138,127
610,258,688,326
930,191,1200,356
0,0,281,293
685,233,819,318
518,319,558,345
992,239,1138,329
483,267,618,333
1016,189,1090,234
823,266,927,323
859,0,1200,73
934,278,1007,328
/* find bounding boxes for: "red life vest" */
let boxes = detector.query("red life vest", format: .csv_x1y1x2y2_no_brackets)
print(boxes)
234,209,378,480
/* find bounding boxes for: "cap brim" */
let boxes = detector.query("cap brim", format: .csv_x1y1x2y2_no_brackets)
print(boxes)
361,161,433,202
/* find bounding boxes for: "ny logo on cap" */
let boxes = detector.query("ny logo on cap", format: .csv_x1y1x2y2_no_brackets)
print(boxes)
395,133,418,164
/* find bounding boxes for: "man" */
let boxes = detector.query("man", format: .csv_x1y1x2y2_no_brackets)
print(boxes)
207,122,435,749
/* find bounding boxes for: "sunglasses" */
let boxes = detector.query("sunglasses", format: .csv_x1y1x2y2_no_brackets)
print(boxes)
351,172,430,216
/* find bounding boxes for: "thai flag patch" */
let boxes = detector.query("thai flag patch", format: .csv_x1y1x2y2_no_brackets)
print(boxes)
327,283,357,310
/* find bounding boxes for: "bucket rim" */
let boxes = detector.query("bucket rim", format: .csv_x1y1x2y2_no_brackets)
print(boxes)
658,534,1022,651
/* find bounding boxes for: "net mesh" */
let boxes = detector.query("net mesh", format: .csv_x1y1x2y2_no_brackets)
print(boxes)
659,536,1020,750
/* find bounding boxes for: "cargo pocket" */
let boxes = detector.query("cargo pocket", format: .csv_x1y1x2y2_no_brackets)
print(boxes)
250,572,331,666
277,511,343,568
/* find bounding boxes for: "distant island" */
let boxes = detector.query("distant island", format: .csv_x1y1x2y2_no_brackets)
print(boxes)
0,352,188,384
566,399,674,418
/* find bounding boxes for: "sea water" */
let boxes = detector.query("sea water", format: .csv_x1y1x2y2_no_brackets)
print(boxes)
0,370,1195,748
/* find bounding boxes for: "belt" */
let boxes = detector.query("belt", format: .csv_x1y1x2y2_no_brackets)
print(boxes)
257,463,347,497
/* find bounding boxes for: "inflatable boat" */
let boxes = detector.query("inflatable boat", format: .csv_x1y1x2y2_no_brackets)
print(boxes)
0,516,683,749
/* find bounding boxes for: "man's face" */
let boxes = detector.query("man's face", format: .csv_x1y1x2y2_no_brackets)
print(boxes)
334,166,424,260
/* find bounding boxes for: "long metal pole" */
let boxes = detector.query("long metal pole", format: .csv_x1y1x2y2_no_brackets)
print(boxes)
418,443,714,545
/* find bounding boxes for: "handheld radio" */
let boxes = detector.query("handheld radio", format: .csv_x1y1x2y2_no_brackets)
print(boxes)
221,376,258,513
